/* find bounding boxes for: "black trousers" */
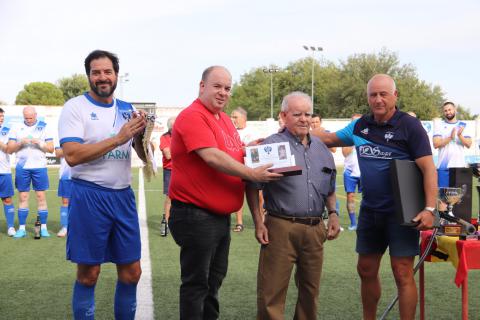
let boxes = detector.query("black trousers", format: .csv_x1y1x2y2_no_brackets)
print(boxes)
169,201,231,320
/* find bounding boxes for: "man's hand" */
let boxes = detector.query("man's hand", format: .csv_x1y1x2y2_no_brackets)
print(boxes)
450,127,456,140
457,126,464,137
412,210,435,230
254,222,269,245
326,214,341,240
246,138,265,147
249,163,283,183
115,112,147,146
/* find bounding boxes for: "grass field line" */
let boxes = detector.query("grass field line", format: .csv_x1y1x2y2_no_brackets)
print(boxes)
135,169,154,320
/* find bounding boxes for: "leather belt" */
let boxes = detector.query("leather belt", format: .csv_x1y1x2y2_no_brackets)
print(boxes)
268,212,322,226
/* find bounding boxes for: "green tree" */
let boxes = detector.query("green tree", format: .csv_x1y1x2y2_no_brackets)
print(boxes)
15,82,64,105
57,74,89,101
229,48,461,120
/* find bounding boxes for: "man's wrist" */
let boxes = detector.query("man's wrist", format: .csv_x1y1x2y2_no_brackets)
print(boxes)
424,206,436,216
327,209,338,215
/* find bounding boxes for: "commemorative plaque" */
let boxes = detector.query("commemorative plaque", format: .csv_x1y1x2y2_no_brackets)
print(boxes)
245,142,302,176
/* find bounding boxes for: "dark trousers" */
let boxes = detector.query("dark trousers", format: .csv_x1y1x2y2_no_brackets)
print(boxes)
169,201,231,320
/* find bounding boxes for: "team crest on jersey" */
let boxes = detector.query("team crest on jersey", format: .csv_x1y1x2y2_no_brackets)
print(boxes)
361,128,369,135
384,131,394,142
90,112,98,120
122,112,133,121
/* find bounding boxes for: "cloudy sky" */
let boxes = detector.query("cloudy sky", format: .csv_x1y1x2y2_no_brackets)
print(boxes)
1,0,479,114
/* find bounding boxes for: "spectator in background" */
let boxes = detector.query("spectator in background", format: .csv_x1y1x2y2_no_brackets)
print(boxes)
310,112,342,229
160,116,176,224
55,146,71,238
7,106,54,238
230,106,255,232
0,108,16,236
433,101,472,189
342,114,362,231
310,113,322,129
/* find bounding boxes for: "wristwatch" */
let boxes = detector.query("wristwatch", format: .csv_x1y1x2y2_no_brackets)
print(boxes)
328,210,338,215
424,207,436,215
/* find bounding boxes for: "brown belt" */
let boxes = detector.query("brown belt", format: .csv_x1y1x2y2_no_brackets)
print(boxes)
267,212,322,226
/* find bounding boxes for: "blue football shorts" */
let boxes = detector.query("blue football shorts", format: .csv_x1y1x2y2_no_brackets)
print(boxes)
15,166,49,192
67,179,141,265
57,178,72,198
0,174,14,198
343,169,362,193
356,207,419,257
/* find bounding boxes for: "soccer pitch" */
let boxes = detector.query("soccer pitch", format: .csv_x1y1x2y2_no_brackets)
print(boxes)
0,168,480,319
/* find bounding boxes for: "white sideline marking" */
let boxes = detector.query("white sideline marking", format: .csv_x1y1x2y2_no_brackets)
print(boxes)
135,169,154,320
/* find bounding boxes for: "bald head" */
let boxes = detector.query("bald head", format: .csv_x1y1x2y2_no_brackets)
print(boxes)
23,106,37,126
366,74,398,122
199,66,232,113
367,74,396,95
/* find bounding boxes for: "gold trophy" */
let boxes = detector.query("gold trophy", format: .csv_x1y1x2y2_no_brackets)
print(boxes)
438,186,476,237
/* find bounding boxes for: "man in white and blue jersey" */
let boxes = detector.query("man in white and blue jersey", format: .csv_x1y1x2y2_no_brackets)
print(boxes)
58,50,147,320
0,108,16,236
342,113,363,231
433,101,472,188
313,74,437,320
54,146,71,238
7,106,54,238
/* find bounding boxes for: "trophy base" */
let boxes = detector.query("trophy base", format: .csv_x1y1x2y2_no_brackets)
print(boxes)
459,234,480,241
442,224,462,236
269,166,302,176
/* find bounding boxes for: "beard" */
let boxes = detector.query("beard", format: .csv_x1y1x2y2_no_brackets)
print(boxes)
445,112,456,121
89,79,117,98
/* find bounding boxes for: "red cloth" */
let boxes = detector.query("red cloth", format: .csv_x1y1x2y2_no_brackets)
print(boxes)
160,132,172,169
169,99,244,215
455,240,480,287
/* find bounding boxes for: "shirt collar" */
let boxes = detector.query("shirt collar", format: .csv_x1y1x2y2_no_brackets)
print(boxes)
365,107,401,127
283,128,311,146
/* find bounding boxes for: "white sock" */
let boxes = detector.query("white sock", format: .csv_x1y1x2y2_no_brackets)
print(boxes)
19,225,26,231
41,224,47,230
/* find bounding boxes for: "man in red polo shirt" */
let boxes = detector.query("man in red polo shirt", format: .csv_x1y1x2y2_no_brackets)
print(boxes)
168,65,281,320
159,116,175,223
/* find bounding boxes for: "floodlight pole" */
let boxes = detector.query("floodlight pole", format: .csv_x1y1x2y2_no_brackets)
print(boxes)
263,67,280,119
302,46,323,108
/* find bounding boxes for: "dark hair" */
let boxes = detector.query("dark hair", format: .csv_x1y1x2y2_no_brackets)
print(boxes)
442,101,456,108
84,50,119,76
312,113,321,120
0,107,4,113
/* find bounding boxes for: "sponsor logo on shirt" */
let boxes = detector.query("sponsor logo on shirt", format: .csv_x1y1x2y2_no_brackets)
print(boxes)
384,131,394,142
103,149,130,160
361,128,369,135
358,145,392,159
90,112,99,120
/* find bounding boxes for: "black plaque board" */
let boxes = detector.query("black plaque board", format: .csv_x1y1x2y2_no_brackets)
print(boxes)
390,160,426,226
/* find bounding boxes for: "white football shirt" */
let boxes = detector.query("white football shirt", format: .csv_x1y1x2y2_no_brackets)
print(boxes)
8,120,53,169
0,125,12,174
433,120,473,169
58,93,136,189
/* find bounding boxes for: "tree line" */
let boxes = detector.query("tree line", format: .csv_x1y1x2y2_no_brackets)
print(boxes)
14,74,89,106
8,49,475,120
227,49,475,120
